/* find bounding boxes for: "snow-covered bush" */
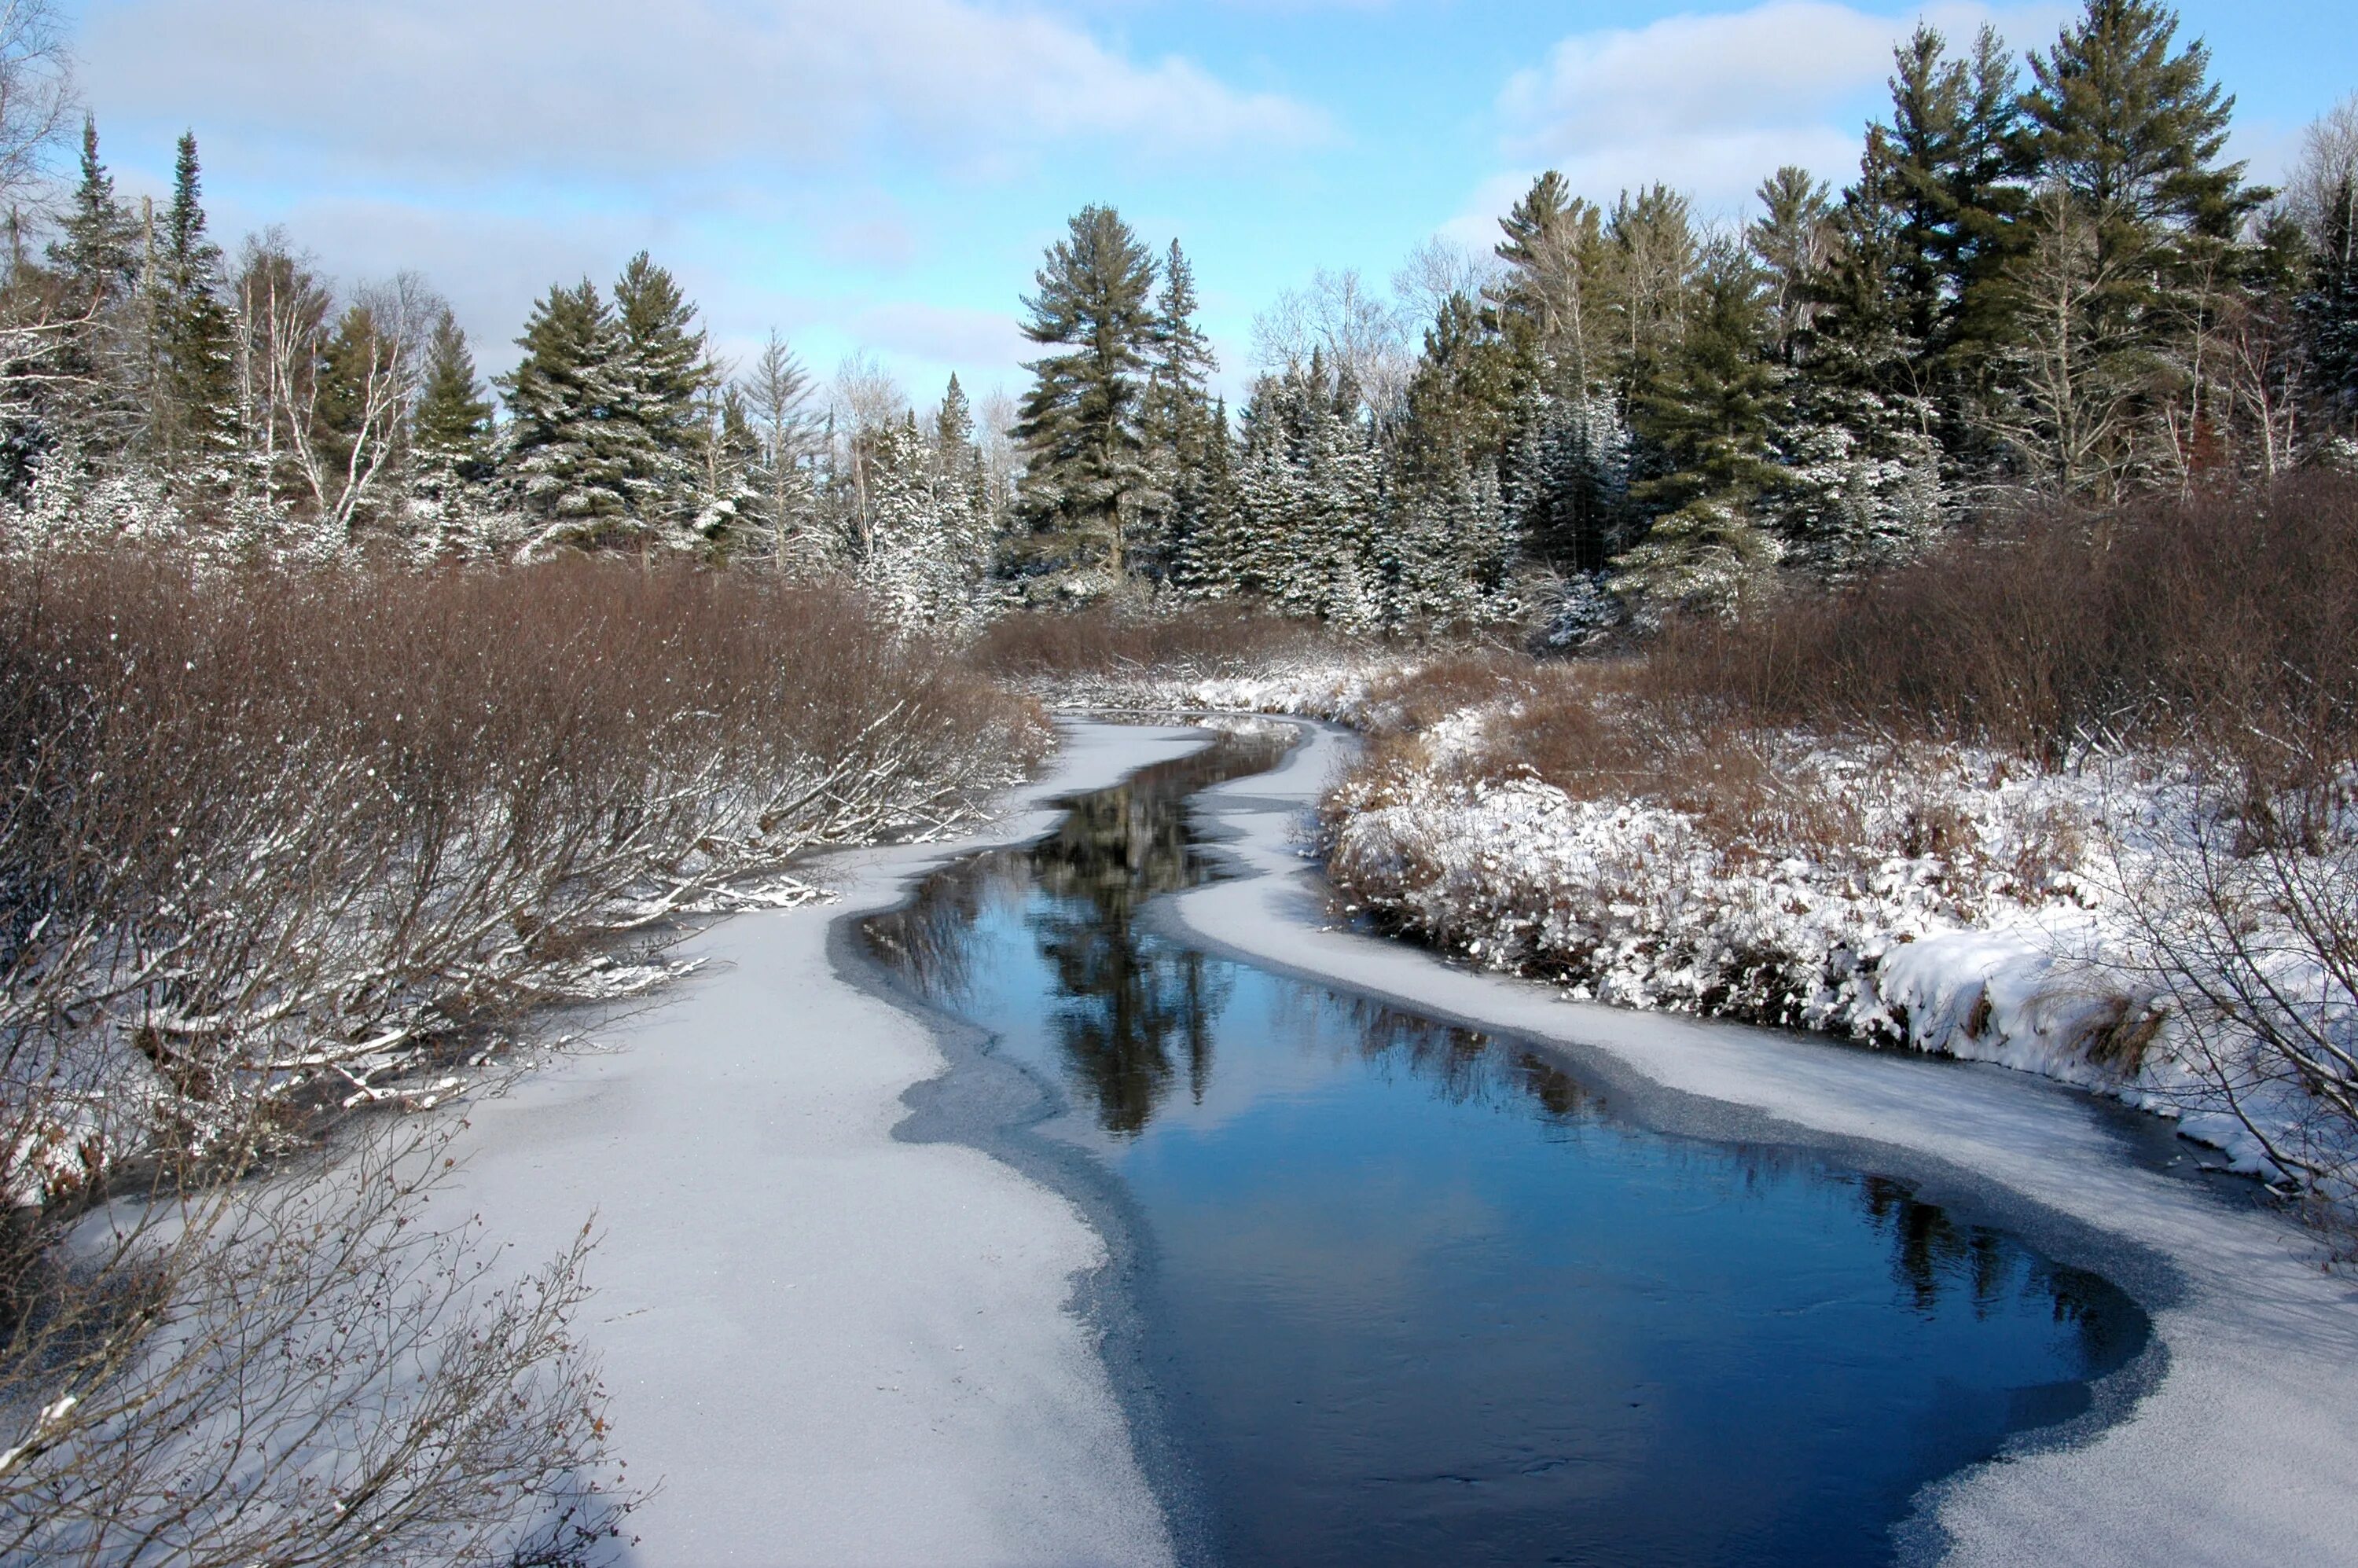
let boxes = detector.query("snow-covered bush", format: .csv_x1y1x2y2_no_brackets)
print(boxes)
0,555,1049,1196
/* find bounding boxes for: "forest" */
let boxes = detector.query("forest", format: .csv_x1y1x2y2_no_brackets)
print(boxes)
0,1,2350,642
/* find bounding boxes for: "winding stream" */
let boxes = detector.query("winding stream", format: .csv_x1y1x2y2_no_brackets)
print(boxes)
863,725,2150,1567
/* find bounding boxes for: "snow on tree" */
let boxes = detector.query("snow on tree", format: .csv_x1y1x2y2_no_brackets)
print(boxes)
498,279,633,544
855,416,989,631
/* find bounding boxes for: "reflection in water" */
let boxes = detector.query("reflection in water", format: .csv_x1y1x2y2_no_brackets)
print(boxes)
862,725,2148,1568
871,725,1290,1134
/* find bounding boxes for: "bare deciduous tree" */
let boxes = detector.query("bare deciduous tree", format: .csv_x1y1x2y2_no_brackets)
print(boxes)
0,0,72,202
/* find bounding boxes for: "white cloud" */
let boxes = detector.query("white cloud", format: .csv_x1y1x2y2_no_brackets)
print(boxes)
1493,1,2066,211
79,0,1331,189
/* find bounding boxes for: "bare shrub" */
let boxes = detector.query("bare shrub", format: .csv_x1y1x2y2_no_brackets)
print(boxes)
0,555,1049,1171
1638,473,2358,771
2115,759,2358,1228
971,602,1342,683
0,1122,628,1566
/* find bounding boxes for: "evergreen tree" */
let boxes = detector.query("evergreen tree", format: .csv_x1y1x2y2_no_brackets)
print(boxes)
1749,167,1836,367
1604,185,1699,387
2023,0,2250,263
2305,173,2358,440
1396,291,1530,486
740,330,823,574
609,251,712,527
411,308,494,478
1137,241,1218,577
1014,204,1159,582
1492,171,1613,389
2017,0,2256,485
693,385,764,552
1629,238,1782,519
48,116,140,309
1615,238,1784,621
934,373,974,471
498,278,637,545
857,417,986,630
146,132,239,494
1171,399,1244,600
1508,387,1631,572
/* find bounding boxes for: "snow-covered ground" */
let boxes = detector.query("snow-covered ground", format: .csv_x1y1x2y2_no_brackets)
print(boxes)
1169,721,2358,1568
445,725,1205,1568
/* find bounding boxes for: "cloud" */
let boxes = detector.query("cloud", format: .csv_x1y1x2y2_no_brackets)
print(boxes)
847,301,1034,381
79,0,1332,190
1493,1,2065,211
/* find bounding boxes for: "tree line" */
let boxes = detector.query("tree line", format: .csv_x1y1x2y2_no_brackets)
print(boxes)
0,0,2353,640
1010,0,2358,633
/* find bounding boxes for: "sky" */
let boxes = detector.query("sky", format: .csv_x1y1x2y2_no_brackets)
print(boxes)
56,0,2358,413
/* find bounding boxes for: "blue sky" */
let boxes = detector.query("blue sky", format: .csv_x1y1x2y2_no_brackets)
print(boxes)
60,0,2356,413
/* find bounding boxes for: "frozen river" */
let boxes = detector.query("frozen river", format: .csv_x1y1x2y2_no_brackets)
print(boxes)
453,719,2358,1566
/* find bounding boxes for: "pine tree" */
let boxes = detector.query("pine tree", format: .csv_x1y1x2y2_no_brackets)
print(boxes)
498,278,637,545
1850,25,2029,463
1629,238,1782,519
1137,241,1217,578
1014,204,1159,582
857,417,984,630
2018,0,2256,486
740,330,822,573
932,373,975,483
49,117,140,310
1615,238,1784,622
1508,387,1632,573
411,308,494,479
609,252,711,531
1749,167,1836,368
146,132,239,495
693,385,763,552
1492,171,1612,389
1170,399,1243,600
2304,174,2358,441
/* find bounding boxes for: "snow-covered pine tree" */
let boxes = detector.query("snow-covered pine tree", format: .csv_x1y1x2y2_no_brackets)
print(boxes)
692,385,764,554
610,252,713,540
1614,236,1784,623
857,417,985,631
498,279,639,548
740,330,827,575
1137,241,1218,579
1508,386,1632,572
1170,398,1245,600
35,116,144,472
1757,161,1947,575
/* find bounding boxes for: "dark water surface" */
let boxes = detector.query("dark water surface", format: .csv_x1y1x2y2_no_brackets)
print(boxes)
863,729,2149,1568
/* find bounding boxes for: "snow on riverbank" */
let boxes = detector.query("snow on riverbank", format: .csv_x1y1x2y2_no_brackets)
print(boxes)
1053,658,2347,1188
1169,720,2358,1568
446,725,1205,1567
1317,717,2351,1188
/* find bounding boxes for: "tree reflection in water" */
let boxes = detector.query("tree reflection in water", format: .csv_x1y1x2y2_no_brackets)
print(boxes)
867,723,1295,1136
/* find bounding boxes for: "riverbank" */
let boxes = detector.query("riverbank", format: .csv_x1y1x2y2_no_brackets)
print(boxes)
1166,720,2358,1567
444,724,1210,1567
